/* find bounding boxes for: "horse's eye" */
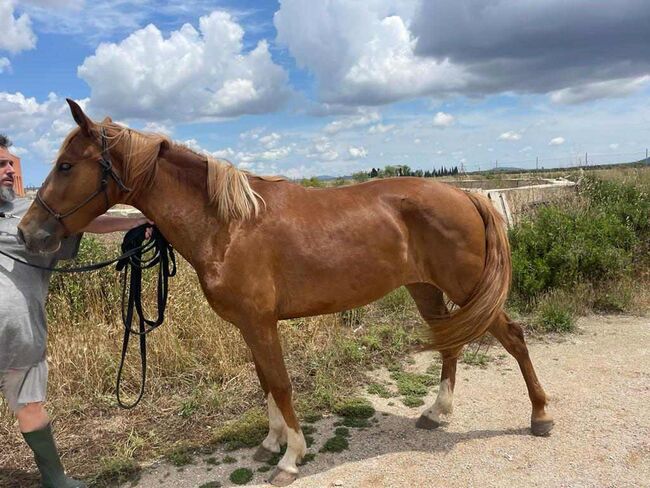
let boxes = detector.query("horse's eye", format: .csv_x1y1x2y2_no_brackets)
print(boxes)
59,162,72,171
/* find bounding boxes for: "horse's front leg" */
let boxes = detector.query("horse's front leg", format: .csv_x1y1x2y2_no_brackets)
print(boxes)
240,320,306,486
251,356,288,461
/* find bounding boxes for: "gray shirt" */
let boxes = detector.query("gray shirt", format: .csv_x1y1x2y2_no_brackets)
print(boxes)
0,198,81,372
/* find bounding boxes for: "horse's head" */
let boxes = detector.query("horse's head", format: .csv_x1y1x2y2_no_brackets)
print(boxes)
19,99,136,254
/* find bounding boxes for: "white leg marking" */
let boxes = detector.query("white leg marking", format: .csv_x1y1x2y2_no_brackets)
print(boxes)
422,378,454,422
262,393,287,453
277,427,306,475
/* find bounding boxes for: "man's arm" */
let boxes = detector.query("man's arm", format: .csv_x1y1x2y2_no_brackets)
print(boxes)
81,215,152,234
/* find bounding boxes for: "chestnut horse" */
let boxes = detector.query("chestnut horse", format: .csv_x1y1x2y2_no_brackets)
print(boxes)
19,100,553,486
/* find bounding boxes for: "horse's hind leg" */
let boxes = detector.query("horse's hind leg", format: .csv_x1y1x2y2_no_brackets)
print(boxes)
407,283,463,429
489,312,554,436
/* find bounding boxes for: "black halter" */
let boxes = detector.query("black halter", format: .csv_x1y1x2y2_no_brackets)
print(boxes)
36,128,131,231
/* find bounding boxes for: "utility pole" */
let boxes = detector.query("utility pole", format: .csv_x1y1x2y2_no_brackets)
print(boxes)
536,156,539,170
585,152,588,167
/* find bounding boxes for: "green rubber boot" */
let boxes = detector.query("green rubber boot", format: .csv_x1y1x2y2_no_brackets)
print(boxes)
22,423,87,488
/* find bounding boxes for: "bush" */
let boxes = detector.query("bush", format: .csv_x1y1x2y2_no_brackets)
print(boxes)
533,291,576,333
510,175,648,307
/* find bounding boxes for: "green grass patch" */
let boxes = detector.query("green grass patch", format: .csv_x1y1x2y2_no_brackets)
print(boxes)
301,425,317,435
334,397,375,419
390,371,437,396
341,417,371,428
334,427,350,437
214,407,267,450
401,396,425,407
205,457,220,466
367,383,393,398
533,291,577,333
229,468,253,485
462,351,491,368
222,455,237,464
257,465,271,473
90,455,141,487
298,452,316,466
320,435,349,453
165,446,193,467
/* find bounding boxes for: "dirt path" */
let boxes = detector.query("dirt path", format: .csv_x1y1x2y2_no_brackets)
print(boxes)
127,315,650,488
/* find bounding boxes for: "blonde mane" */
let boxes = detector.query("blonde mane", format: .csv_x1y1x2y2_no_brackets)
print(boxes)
206,157,266,221
60,123,280,222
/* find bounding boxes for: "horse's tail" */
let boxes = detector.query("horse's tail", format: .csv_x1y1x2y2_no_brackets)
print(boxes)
428,191,512,351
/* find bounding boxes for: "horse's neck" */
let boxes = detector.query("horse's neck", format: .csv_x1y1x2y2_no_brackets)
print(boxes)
130,149,230,265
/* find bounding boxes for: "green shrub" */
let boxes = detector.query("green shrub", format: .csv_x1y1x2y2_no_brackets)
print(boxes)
510,174,650,309
533,291,577,333
229,468,253,485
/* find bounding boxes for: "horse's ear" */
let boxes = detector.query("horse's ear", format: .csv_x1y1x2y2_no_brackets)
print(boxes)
66,98,93,136
158,138,171,156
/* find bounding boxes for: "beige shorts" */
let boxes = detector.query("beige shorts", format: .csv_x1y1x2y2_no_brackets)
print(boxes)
0,360,48,413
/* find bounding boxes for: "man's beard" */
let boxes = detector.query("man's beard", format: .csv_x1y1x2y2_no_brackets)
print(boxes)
0,186,16,202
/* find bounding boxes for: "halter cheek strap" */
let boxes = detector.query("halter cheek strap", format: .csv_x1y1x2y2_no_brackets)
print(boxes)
36,128,132,233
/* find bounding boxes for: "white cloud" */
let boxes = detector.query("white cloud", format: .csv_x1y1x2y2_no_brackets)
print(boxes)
324,110,381,135
498,131,522,141
549,137,565,146
259,132,281,149
0,0,37,54
433,111,455,128
275,0,465,106
348,146,368,159
23,0,82,7
0,57,10,73
79,11,291,121
143,122,173,136
550,76,650,105
368,123,394,134
609,143,619,150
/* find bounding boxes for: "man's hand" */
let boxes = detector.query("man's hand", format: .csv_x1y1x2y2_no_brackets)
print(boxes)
82,215,155,235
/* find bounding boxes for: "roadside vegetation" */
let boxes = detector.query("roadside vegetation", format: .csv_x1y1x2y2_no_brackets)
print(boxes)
1,165,647,487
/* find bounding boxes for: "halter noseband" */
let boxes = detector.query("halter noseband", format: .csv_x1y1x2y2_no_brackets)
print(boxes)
36,128,131,232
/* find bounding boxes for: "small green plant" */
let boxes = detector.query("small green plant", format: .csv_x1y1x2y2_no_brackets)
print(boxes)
367,383,393,398
334,397,375,419
165,447,193,467
462,351,491,368
378,287,412,314
533,292,577,333
299,453,316,465
341,417,371,428
229,467,254,485
214,408,268,450
334,427,350,437
205,457,220,466
390,371,436,396
320,435,349,453
402,396,424,407
257,465,271,473
222,455,237,464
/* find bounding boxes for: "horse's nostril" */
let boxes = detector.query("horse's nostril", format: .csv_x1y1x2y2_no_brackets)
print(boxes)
16,227,25,244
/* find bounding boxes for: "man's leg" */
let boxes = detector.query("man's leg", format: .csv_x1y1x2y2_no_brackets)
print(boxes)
4,362,86,488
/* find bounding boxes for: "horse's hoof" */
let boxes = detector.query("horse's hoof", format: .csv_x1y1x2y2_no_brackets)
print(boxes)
415,415,441,430
268,468,298,486
253,445,276,462
531,418,554,436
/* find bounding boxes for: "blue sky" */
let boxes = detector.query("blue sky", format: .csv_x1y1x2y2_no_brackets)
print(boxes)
1,0,650,186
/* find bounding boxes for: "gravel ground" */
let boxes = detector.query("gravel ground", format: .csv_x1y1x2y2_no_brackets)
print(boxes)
126,314,650,488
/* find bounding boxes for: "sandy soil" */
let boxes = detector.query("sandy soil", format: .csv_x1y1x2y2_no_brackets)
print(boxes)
126,314,650,488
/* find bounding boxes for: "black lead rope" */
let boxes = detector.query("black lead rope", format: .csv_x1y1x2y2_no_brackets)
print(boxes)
0,223,176,409
115,224,176,408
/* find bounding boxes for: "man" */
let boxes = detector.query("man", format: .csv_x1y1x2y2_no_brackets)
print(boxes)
1,134,151,487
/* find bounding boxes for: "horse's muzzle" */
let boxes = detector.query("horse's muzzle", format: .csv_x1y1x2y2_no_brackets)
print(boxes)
17,217,63,255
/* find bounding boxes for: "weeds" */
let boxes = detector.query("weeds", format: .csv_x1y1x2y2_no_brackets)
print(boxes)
229,468,253,485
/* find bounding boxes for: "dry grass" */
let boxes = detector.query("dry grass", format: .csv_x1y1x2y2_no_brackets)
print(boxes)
0,252,423,487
